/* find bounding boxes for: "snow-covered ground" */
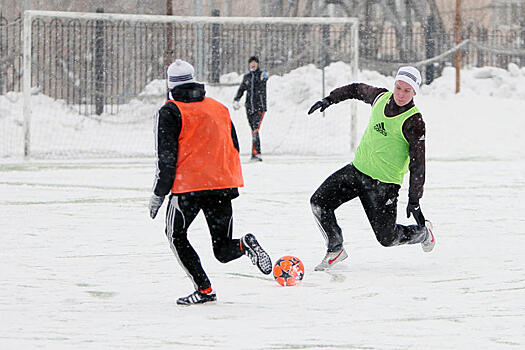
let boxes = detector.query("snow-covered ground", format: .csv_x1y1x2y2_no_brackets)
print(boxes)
1,63,524,349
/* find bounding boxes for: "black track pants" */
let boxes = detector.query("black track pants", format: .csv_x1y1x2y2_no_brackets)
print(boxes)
247,111,265,155
310,163,426,251
165,194,244,291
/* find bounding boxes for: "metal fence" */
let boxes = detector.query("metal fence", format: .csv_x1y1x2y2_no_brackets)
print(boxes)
0,15,23,94
5,13,358,115
1,13,524,114
359,21,525,81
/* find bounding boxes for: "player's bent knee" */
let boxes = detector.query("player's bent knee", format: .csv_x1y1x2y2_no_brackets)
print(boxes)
213,251,230,264
310,194,326,213
212,245,234,263
310,191,333,214
310,203,323,219
377,234,397,247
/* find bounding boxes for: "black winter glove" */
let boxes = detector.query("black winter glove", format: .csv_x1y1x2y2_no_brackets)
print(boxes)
406,201,425,227
308,98,332,114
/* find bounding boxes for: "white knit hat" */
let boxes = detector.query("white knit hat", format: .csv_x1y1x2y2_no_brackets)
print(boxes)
394,66,422,94
167,59,195,89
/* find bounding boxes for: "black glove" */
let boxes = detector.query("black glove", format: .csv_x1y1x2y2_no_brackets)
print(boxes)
406,201,425,227
308,98,331,114
149,194,165,219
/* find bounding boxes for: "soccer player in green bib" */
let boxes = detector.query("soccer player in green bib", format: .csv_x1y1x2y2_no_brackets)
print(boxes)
308,66,435,271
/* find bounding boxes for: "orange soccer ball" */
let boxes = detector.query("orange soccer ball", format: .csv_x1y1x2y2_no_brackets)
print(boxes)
273,256,305,286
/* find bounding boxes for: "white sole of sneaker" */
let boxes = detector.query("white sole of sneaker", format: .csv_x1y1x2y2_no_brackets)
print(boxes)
422,222,436,252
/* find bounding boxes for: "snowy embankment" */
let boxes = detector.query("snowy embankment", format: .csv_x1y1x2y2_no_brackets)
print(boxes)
1,62,524,159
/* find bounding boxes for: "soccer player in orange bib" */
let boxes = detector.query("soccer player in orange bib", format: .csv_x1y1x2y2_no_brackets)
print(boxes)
149,59,272,305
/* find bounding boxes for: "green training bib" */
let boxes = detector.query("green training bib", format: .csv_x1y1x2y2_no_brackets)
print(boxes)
353,92,419,185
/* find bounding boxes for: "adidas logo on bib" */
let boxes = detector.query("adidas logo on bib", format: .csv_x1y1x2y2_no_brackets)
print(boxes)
374,122,387,136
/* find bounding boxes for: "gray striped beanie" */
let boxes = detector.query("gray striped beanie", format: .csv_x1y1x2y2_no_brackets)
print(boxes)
167,59,195,89
394,66,421,94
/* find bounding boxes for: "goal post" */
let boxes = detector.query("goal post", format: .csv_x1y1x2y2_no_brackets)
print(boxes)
20,10,359,159
23,11,32,159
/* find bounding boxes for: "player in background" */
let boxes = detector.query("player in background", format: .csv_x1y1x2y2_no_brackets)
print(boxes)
233,56,268,162
149,59,272,305
307,66,435,271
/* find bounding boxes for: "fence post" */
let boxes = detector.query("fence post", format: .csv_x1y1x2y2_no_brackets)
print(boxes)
425,15,435,85
211,9,220,83
166,0,173,68
521,26,525,67
194,1,204,82
321,24,330,118
95,8,104,115
364,1,372,58
455,0,461,94
350,21,359,152
0,12,4,95
23,10,32,158
475,27,482,67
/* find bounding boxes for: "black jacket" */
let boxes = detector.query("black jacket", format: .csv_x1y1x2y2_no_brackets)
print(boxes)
234,68,268,114
327,83,425,203
153,83,240,199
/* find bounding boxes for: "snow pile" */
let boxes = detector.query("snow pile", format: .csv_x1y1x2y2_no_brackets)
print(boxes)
1,62,525,160
424,63,525,100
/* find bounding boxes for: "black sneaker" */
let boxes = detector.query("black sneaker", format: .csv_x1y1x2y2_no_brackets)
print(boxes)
176,290,217,305
250,154,263,162
241,233,272,275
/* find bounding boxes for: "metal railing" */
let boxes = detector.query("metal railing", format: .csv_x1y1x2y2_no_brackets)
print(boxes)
13,12,359,115
0,15,23,95
359,22,525,81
